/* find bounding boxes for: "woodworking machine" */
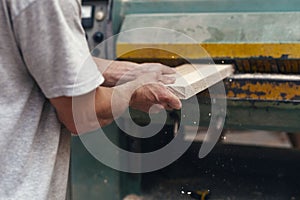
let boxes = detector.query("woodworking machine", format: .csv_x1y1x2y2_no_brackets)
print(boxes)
80,0,300,131
110,0,300,132
70,1,300,199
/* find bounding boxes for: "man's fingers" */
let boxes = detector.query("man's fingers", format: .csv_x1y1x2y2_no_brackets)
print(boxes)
158,74,176,84
158,64,176,74
164,92,182,110
129,82,181,114
140,63,176,74
156,87,182,110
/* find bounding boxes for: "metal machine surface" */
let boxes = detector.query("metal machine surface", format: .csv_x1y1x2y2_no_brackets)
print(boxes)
70,1,300,199
78,0,300,131
81,0,114,59
113,0,300,132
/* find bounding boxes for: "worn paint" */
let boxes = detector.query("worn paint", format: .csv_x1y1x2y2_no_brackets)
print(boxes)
117,43,300,59
226,80,300,101
112,0,300,34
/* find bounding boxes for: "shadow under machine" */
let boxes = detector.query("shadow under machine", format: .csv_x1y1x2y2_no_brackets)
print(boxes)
70,0,300,199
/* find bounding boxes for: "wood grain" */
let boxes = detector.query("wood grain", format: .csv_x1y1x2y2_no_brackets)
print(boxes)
167,64,234,99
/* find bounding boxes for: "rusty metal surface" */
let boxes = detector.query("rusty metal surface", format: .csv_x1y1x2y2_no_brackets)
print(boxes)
225,74,300,101
234,59,300,74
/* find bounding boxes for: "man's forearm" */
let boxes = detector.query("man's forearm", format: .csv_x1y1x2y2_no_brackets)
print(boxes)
50,84,134,134
95,80,143,125
93,57,141,87
93,57,111,73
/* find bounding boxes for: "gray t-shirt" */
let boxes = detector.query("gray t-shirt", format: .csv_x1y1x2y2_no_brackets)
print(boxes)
0,0,104,199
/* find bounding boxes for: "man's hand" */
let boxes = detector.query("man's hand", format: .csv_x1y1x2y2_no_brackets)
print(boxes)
130,83,182,113
127,71,181,113
93,58,176,86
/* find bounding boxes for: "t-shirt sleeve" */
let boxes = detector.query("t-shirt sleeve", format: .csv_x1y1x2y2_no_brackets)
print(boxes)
11,0,104,98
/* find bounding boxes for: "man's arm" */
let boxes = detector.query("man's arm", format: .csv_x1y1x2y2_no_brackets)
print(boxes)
50,86,115,134
50,71,181,134
93,57,176,87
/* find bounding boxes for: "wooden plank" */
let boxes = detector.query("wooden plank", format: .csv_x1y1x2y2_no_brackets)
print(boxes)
167,64,234,99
